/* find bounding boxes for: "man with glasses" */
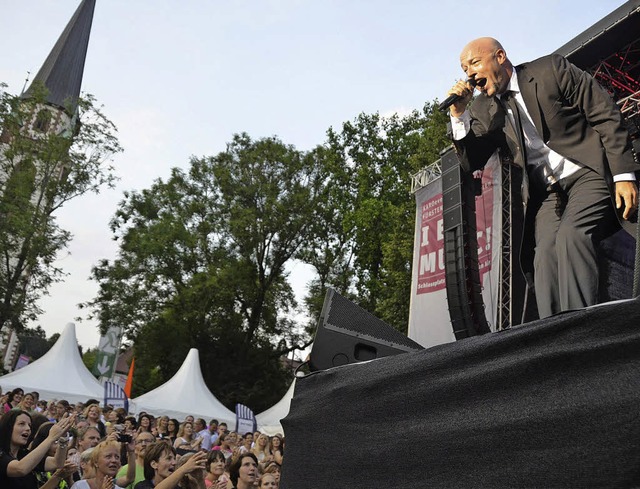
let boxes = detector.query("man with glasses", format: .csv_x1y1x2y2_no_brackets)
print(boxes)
117,432,155,489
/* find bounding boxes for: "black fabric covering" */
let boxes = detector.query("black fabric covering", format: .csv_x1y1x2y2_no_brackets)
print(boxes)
281,298,640,488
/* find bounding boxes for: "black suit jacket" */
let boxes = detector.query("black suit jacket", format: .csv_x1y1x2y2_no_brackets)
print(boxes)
453,54,639,273
454,54,638,196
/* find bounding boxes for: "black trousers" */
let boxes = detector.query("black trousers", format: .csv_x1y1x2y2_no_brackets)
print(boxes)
531,167,617,318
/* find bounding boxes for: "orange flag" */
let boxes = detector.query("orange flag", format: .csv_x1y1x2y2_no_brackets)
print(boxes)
124,357,135,397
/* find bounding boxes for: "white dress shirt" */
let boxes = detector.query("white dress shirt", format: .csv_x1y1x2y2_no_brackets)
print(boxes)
450,70,635,183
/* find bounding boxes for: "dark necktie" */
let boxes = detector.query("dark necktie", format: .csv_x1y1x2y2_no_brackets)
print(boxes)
500,90,527,161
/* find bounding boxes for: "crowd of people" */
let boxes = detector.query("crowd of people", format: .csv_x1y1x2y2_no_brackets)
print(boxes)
0,387,284,489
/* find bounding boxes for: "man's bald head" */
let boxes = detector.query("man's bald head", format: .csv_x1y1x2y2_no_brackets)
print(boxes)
461,37,505,59
459,37,513,97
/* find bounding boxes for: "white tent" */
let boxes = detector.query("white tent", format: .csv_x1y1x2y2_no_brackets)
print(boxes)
256,378,296,435
0,322,104,404
130,348,235,424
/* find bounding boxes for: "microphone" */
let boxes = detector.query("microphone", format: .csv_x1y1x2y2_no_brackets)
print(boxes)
437,78,477,112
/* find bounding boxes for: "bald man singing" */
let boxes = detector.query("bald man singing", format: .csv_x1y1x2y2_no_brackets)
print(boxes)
446,37,639,318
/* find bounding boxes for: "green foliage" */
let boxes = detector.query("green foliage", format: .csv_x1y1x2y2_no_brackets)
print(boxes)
16,325,67,364
303,103,451,332
0,82,120,331
81,346,99,376
86,101,451,410
85,134,323,411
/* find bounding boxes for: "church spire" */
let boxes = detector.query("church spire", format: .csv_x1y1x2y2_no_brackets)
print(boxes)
23,0,96,115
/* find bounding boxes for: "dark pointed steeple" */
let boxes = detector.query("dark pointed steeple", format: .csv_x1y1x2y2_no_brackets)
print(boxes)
23,0,96,114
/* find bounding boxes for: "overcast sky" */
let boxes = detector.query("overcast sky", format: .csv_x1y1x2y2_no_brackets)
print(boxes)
0,0,629,348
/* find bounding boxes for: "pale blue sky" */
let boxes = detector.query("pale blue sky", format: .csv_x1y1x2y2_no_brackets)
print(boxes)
0,0,629,348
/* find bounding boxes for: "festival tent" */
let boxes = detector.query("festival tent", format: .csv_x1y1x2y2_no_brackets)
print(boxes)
256,378,295,435
0,323,104,404
130,348,235,424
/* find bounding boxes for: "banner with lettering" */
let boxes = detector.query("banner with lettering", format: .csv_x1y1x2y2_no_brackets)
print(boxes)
235,403,257,434
408,154,501,347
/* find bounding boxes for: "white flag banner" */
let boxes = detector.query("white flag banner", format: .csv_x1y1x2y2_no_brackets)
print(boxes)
93,326,122,380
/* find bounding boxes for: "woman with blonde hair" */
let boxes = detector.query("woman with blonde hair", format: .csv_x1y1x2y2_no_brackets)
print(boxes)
258,473,277,489
17,393,36,413
70,440,124,489
250,433,272,468
262,462,281,487
155,416,170,440
173,422,200,456
83,404,106,439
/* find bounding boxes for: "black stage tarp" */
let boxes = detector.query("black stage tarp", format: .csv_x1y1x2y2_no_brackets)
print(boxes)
281,298,640,488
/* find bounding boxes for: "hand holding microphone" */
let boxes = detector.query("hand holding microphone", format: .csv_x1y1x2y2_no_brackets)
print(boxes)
438,78,477,115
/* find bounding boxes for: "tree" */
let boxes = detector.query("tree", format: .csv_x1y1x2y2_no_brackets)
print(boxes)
85,134,324,411
304,103,451,331
82,347,99,376
0,82,120,331
16,325,65,363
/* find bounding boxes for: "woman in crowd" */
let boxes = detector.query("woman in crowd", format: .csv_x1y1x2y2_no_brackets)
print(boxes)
134,441,207,489
70,440,124,489
262,462,281,487
204,450,228,488
83,405,106,439
167,450,208,489
226,433,238,450
258,473,277,489
237,435,252,455
155,416,170,440
173,422,200,456
17,393,36,413
166,420,179,445
107,410,125,426
250,434,272,467
3,388,24,413
211,434,233,461
124,417,137,433
269,435,283,465
29,413,51,446
54,401,71,422
228,453,258,489
77,448,95,482
30,422,81,489
0,410,74,489
137,414,152,435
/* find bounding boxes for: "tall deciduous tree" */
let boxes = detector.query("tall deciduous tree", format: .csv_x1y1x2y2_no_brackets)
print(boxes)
0,83,120,331
85,134,323,410
307,103,450,331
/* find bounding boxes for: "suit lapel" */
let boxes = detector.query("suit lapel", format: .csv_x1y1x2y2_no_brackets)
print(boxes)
517,66,547,142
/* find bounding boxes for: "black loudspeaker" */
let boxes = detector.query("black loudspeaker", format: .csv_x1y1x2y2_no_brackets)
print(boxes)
309,288,424,372
440,147,491,339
